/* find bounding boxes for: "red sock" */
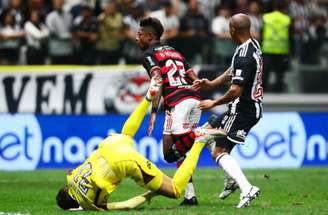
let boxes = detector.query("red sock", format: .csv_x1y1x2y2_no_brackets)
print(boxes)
173,131,195,158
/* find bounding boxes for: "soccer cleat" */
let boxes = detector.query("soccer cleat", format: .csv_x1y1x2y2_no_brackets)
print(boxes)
218,181,238,199
194,128,226,144
146,78,161,101
236,186,260,208
179,196,199,206
218,175,238,199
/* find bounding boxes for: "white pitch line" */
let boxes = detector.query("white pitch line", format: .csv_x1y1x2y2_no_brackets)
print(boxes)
0,212,31,215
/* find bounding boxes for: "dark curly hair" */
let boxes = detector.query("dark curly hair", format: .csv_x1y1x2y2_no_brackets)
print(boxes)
140,17,164,40
56,186,79,210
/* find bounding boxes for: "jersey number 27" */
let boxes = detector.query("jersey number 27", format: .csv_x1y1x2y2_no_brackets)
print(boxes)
73,162,92,195
166,59,188,87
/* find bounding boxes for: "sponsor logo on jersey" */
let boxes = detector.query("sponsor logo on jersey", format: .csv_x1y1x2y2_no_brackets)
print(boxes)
147,56,156,66
236,129,247,140
236,69,242,77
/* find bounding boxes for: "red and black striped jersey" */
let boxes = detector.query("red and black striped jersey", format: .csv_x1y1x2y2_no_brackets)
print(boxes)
142,42,200,108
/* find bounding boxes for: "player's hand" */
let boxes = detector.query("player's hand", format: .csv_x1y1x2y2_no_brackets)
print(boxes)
198,99,216,110
192,79,202,91
148,113,157,136
192,78,212,91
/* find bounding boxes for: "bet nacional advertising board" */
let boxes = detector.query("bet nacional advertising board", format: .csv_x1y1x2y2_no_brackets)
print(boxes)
0,112,327,171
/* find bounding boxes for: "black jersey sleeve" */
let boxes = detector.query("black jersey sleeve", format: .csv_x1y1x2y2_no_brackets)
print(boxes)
231,56,255,86
184,59,192,73
142,54,160,76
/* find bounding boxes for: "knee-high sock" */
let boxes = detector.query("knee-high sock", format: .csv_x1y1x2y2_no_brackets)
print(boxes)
177,157,195,199
121,98,150,138
216,153,252,195
172,141,205,198
173,131,195,156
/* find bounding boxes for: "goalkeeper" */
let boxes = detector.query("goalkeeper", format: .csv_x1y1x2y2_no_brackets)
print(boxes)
56,80,221,211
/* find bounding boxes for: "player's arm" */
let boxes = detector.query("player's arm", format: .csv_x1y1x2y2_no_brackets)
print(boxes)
106,191,156,210
198,84,243,109
193,67,232,91
141,54,163,136
148,68,163,136
198,57,253,110
184,59,198,82
185,69,198,82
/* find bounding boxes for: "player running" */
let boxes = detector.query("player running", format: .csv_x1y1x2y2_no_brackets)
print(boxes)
136,17,201,205
193,13,263,208
56,81,222,211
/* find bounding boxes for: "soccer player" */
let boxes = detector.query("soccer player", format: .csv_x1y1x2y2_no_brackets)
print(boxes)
193,13,263,208
136,17,201,205
56,81,220,211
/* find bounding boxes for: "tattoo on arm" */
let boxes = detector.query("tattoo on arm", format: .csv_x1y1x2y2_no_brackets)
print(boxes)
150,68,163,112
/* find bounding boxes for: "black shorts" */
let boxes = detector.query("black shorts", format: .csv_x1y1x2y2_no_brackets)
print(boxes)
208,111,260,148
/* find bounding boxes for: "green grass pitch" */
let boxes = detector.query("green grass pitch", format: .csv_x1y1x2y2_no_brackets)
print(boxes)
0,168,327,215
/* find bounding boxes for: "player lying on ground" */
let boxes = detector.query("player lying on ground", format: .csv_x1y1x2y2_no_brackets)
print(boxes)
56,81,222,211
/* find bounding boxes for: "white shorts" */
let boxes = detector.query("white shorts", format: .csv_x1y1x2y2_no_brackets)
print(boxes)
163,99,201,135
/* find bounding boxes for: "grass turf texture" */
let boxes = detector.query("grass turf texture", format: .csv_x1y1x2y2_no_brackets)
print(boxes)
0,168,327,215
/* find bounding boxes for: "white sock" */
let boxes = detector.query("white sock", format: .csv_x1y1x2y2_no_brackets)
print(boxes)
184,182,196,199
216,153,252,195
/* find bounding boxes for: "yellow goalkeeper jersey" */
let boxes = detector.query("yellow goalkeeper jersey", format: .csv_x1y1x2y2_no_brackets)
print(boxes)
66,134,163,210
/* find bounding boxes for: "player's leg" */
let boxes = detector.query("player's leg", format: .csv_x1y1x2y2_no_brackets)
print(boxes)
155,130,224,199
213,142,259,208
158,127,225,198
162,109,178,162
211,114,260,208
113,132,222,211
176,156,198,206
178,100,202,205
156,139,206,199
162,99,201,163
162,99,201,204
108,138,206,210
202,114,239,199
121,97,151,137
121,79,160,137
106,191,155,210
219,173,239,200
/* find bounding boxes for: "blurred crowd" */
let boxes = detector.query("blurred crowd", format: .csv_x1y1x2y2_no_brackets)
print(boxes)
0,0,327,69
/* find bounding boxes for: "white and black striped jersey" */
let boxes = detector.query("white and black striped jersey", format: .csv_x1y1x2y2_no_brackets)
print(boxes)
228,38,263,118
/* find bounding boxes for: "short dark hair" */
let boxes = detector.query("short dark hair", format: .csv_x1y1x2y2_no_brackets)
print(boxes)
140,17,164,40
56,186,79,210
162,0,173,8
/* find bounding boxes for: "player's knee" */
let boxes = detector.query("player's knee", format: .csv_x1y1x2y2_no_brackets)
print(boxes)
208,114,220,128
211,150,221,159
211,137,233,159
172,131,195,155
